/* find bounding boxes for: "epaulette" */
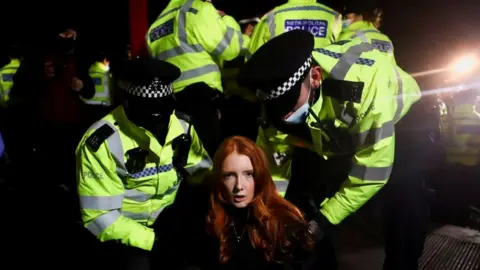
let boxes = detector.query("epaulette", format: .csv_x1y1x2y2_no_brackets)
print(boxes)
322,78,364,103
175,110,192,123
86,124,115,152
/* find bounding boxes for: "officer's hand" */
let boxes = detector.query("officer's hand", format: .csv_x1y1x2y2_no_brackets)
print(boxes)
244,24,254,37
71,77,83,91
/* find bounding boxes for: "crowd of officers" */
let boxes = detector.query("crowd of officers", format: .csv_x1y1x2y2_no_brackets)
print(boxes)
0,0,479,269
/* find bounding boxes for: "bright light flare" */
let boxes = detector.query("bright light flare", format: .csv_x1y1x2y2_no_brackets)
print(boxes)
452,55,478,74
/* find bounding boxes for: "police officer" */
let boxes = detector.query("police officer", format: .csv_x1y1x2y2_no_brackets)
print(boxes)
438,89,480,225
238,30,421,269
248,0,341,56
146,0,249,157
0,47,21,108
82,52,113,123
340,0,395,63
340,2,434,268
76,57,212,270
247,0,342,195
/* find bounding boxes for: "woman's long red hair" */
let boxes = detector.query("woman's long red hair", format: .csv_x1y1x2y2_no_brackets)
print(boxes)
207,136,311,263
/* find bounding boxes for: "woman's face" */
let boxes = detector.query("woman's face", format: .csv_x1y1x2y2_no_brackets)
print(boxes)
222,152,255,208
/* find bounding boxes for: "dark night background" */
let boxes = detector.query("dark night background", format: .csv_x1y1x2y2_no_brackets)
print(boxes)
2,0,480,89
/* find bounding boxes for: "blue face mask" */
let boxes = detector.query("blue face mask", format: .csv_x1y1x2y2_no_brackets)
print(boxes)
342,19,352,29
283,89,311,125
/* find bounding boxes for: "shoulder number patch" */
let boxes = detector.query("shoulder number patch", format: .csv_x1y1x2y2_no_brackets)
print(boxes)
86,124,115,152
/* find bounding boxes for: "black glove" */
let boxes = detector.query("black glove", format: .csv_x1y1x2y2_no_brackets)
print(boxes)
307,213,331,242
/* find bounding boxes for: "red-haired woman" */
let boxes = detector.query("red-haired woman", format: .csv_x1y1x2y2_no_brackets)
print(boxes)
185,136,318,270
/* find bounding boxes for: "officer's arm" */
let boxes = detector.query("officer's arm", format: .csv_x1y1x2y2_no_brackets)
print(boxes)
76,138,155,251
184,126,212,185
320,109,395,225
192,5,245,61
247,16,270,59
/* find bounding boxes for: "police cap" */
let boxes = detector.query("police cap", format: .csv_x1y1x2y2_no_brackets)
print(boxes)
238,30,314,117
115,57,181,99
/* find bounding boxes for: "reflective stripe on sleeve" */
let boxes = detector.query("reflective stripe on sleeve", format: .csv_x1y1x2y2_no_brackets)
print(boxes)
86,210,121,236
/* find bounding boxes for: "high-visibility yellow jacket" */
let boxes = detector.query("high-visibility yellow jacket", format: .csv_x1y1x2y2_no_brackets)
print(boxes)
308,39,421,224
147,0,249,93
82,62,111,106
0,58,20,106
440,92,480,166
248,0,341,58
76,106,212,251
338,21,396,65
251,0,341,192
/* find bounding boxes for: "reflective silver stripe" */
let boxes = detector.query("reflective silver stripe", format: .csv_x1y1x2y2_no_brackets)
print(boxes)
157,44,204,59
353,31,369,42
355,120,394,148
185,158,212,175
176,64,220,82
393,67,404,123
178,0,195,43
84,100,110,106
121,207,166,221
151,0,222,82
211,27,235,56
266,11,276,38
238,31,245,51
154,0,203,60
352,29,380,40
178,119,189,133
330,43,375,80
349,164,392,181
125,189,152,202
105,123,128,177
335,104,355,127
124,185,179,202
274,180,289,192
86,210,121,236
80,195,124,210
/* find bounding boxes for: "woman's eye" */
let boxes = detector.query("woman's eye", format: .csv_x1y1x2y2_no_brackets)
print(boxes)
246,172,254,177
223,173,233,179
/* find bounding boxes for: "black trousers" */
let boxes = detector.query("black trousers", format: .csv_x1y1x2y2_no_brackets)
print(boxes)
175,83,223,158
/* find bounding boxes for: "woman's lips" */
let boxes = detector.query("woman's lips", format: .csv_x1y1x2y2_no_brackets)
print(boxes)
234,195,246,203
